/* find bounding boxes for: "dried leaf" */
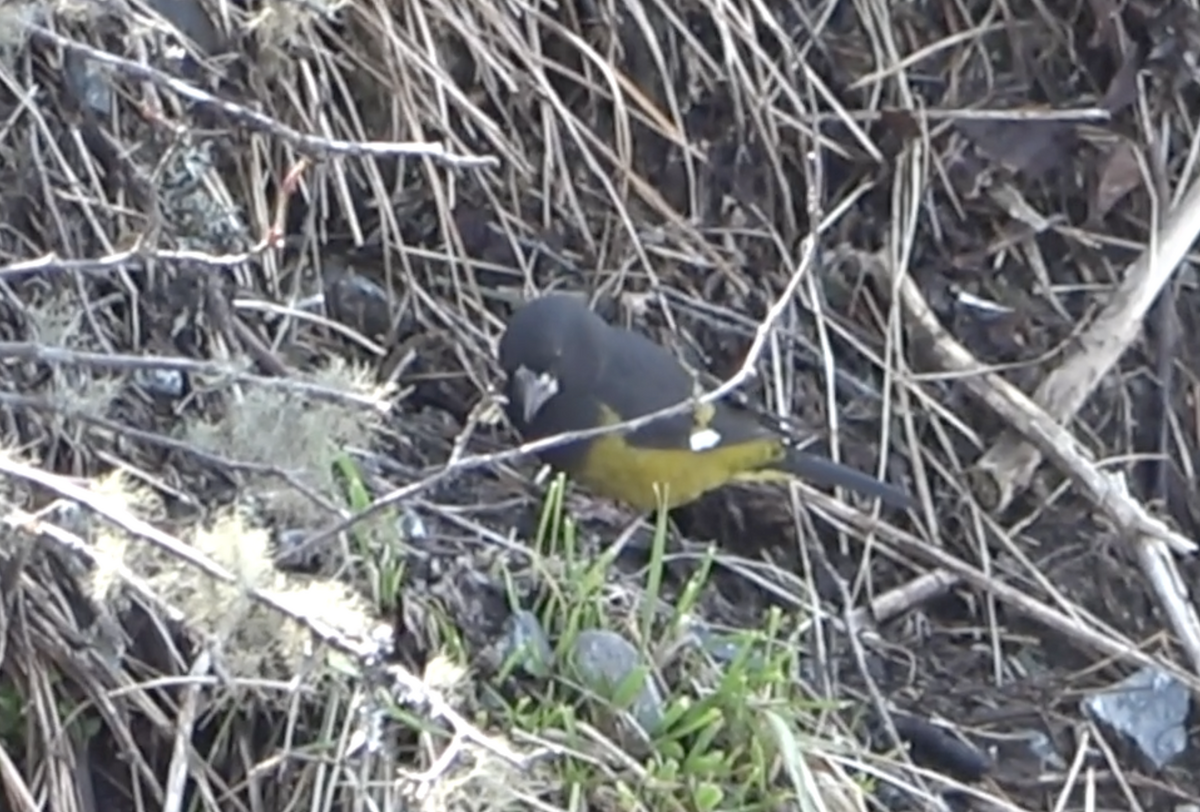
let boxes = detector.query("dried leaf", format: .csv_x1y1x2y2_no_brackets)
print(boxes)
1090,141,1144,221
1100,40,1146,114
1088,0,1123,49
957,117,1076,178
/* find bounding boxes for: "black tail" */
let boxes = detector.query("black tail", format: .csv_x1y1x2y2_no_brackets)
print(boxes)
775,448,913,510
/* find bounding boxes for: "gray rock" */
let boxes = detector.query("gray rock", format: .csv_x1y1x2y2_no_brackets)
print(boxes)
501,610,554,678
567,629,665,736
1081,666,1190,770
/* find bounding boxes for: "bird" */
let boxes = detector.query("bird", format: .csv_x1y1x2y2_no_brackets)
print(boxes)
496,293,913,513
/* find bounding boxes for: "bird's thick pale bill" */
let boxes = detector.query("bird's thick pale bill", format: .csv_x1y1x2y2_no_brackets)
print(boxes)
512,366,559,423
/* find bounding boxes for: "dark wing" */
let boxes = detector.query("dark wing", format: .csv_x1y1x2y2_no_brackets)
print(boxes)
705,400,779,446
592,325,702,450
710,401,912,507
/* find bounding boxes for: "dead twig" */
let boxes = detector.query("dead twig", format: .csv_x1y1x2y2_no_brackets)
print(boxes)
25,25,499,170
0,242,271,280
0,343,389,412
0,454,528,769
801,493,1200,691
976,171,1200,509
856,246,1200,673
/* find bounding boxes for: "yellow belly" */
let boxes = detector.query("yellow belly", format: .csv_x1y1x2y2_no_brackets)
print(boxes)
573,432,781,511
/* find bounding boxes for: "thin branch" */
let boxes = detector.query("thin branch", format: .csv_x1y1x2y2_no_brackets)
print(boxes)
976,169,1200,508
25,25,499,169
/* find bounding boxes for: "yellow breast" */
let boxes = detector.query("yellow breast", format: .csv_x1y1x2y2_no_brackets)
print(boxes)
573,431,782,511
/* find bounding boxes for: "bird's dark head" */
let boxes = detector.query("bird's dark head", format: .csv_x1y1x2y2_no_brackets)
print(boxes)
497,293,608,428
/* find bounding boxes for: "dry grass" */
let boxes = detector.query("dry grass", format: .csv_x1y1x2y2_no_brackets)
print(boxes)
1,0,1199,810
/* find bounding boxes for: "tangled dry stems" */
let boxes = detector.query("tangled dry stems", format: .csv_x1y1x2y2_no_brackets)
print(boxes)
0,0,1199,810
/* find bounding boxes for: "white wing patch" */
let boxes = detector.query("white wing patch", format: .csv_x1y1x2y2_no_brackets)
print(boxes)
688,428,722,451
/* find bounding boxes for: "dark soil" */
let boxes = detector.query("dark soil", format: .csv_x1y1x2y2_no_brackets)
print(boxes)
3,0,1200,809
